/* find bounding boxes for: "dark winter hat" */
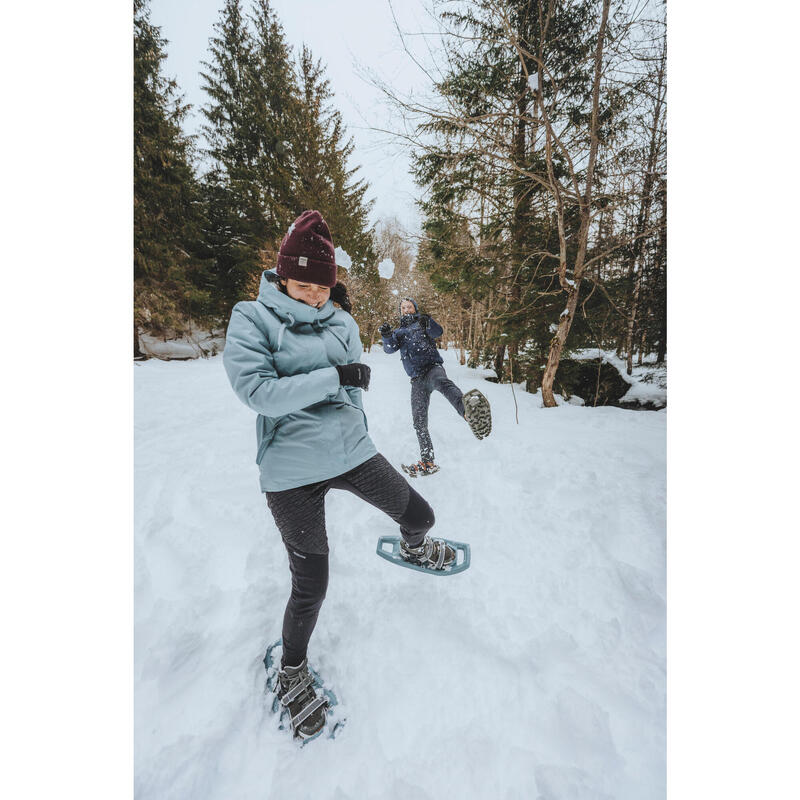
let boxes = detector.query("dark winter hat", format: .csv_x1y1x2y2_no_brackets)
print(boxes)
277,210,338,288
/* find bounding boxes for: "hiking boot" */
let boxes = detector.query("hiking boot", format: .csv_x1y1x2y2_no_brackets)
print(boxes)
400,535,456,570
276,658,328,739
463,389,492,439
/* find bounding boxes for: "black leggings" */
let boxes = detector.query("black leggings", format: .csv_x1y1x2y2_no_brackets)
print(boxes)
266,453,435,666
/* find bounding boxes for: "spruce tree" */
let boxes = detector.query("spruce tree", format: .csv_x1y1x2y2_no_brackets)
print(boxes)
134,0,211,341
290,45,374,271
199,0,267,308
248,0,298,240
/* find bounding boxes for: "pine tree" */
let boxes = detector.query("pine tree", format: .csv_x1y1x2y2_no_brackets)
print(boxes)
290,46,374,271
134,0,211,341
199,0,267,308
248,0,298,239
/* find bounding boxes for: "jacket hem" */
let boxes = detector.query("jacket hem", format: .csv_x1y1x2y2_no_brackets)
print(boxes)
259,444,379,493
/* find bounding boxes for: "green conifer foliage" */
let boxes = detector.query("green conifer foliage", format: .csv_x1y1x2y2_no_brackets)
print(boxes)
199,2,373,306
289,46,374,272
412,0,640,384
199,0,269,307
134,0,212,338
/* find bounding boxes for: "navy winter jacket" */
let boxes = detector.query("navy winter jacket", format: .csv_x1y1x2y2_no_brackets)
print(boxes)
381,307,444,378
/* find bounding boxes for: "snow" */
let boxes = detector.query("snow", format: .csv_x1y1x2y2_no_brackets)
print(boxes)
391,289,399,296
571,349,667,408
528,73,539,92
135,349,665,799
377,257,395,279
334,247,352,270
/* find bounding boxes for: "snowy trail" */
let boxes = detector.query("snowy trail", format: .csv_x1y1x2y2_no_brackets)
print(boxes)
135,349,665,800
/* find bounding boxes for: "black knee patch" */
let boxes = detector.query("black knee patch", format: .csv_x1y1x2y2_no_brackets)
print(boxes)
398,487,435,537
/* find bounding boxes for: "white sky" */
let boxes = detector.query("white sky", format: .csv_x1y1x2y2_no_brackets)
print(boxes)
150,0,436,233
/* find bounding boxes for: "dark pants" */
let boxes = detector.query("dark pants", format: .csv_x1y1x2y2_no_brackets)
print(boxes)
266,453,435,666
411,365,465,462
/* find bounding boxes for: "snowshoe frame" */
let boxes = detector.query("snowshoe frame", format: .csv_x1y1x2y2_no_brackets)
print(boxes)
376,535,471,576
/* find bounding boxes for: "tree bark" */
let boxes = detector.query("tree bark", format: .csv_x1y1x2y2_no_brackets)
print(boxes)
624,37,666,374
134,323,143,359
540,0,611,407
494,344,506,382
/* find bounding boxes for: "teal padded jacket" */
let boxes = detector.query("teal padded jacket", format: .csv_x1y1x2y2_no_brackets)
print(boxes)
223,270,377,492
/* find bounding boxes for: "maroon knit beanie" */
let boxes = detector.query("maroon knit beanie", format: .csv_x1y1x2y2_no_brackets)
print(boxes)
276,210,338,288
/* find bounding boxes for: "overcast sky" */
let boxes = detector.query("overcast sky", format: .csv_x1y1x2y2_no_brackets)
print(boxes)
150,0,437,233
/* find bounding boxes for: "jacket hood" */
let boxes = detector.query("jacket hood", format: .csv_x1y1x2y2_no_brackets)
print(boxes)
257,270,336,327
399,297,419,314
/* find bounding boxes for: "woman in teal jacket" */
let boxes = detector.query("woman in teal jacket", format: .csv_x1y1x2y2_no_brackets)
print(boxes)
223,211,455,741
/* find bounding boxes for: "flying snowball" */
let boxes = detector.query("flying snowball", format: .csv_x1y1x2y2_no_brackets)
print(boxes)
334,247,352,269
378,258,395,279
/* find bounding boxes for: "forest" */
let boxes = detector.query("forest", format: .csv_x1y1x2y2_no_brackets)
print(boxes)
135,0,666,406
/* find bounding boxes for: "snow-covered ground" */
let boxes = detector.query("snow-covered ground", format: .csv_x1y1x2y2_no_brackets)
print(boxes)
135,348,665,800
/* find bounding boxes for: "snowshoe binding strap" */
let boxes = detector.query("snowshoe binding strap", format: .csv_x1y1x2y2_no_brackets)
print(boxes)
400,535,455,570
279,672,315,705
290,695,328,732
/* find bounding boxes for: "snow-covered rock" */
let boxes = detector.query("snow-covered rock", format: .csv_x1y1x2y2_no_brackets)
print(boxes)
138,327,226,360
570,349,667,409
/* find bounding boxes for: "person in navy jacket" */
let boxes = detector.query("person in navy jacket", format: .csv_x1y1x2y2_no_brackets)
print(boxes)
380,297,491,475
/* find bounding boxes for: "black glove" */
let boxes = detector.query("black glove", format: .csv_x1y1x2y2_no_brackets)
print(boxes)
418,314,429,330
330,281,352,313
379,322,392,336
335,362,371,390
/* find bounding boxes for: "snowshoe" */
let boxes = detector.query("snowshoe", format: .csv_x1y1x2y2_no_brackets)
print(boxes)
401,460,440,478
463,389,492,439
376,534,471,575
263,640,346,744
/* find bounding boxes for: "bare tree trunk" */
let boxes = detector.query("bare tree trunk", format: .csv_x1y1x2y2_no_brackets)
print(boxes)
458,305,466,364
624,37,666,375
494,344,506,381
134,323,143,359
467,299,475,359
624,265,643,375
540,0,611,407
